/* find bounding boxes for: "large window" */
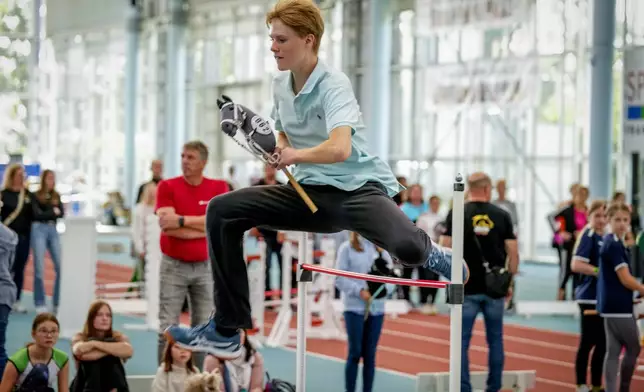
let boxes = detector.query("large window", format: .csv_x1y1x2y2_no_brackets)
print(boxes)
0,0,33,163
187,0,344,183
399,0,635,261
25,0,643,260
35,29,143,209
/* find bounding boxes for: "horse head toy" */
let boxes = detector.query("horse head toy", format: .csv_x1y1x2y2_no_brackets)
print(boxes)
216,95,318,213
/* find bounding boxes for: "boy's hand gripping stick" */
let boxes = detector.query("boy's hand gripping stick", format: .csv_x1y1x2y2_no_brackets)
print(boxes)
216,95,318,213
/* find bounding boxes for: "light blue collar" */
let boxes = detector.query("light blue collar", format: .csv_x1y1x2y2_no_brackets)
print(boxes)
286,58,326,97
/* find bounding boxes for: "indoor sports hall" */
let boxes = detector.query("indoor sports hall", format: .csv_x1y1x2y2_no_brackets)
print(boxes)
2,0,644,391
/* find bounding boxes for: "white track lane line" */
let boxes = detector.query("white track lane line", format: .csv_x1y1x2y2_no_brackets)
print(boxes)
387,315,644,367
261,319,597,388
387,315,579,351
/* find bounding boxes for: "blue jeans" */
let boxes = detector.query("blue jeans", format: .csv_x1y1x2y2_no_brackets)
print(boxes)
31,222,62,307
0,304,9,375
461,294,505,392
344,311,384,392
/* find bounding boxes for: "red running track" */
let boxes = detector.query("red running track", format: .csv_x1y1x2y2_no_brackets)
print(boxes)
22,257,134,296
254,312,644,391
30,257,644,391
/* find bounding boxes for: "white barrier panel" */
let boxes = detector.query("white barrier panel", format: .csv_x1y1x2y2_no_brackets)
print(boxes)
310,237,344,338
58,217,98,339
266,234,345,348
145,215,162,330
265,237,296,347
57,214,161,332
247,239,266,345
118,213,162,331
514,301,579,318
108,299,147,314
126,376,154,392
416,371,537,391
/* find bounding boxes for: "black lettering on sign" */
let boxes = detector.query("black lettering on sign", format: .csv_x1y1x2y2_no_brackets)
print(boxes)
624,123,644,136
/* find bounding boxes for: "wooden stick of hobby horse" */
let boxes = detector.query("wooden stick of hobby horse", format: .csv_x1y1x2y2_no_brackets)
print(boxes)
282,168,318,213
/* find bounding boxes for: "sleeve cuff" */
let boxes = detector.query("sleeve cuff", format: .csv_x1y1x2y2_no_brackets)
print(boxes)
351,281,366,296
327,121,356,134
615,262,628,271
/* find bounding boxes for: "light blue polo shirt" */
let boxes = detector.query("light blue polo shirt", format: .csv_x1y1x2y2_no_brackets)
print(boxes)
270,60,402,197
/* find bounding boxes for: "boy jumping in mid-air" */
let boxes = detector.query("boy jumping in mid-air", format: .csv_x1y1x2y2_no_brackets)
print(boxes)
164,0,469,359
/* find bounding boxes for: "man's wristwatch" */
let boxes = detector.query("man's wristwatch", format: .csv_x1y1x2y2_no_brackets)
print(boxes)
178,216,185,228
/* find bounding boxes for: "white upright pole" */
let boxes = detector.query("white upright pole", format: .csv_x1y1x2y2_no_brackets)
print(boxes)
295,232,309,391
281,238,292,309
266,236,293,348
449,174,465,392
145,215,162,331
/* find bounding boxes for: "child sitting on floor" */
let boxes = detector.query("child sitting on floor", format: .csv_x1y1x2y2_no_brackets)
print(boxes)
153,340,199,392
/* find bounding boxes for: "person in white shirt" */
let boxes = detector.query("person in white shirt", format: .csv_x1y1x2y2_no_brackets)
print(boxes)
416,195,445,314
131,182,157,285
417,195,445,243
493,179,519,310
493,179,518,236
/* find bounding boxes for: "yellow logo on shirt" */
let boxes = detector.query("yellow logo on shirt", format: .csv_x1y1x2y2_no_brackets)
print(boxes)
472,214,494,235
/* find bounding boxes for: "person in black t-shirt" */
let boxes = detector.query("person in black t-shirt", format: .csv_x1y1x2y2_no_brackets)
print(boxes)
439,172,518,392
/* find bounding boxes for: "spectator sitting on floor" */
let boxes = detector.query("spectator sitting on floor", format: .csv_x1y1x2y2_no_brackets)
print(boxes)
70,300,133,392
203,330,264,392
0,312,69,392
152,340,199,392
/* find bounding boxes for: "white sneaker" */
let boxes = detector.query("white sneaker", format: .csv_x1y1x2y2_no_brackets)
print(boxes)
576,385,590,392
12,302,27,313
36,306,49,314
421,304,438,315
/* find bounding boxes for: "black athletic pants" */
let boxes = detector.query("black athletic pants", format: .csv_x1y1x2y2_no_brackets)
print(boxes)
263,236,283,300
401,267,438,304
559,245,579,299
206,182,434,330
575,303,606,387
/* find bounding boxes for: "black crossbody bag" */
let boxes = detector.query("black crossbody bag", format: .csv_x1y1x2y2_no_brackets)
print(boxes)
472,234,512,299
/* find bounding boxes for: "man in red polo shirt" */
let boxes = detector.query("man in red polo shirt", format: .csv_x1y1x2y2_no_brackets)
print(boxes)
155,140,229,365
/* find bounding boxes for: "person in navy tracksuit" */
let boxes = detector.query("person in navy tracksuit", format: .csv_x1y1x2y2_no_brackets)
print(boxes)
597,202,644,392
570,200,607,392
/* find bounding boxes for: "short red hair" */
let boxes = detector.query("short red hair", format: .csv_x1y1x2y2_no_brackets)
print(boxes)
266,0,325,53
